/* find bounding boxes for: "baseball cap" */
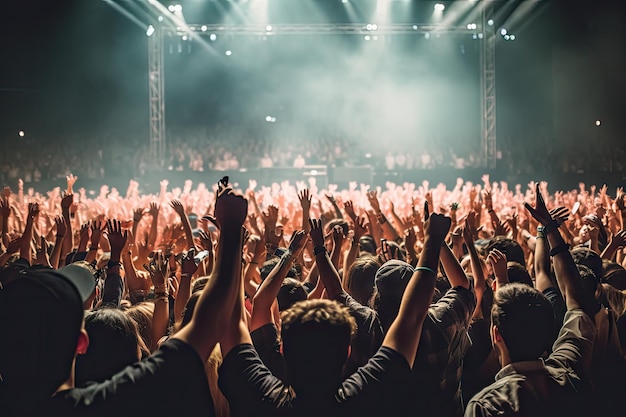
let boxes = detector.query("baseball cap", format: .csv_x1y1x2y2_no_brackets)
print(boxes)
0,261,95,402
374,260,415,300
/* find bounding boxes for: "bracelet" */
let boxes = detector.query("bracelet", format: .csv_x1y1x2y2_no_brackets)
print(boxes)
155,295,169,302
154,284,166,292
313,245,327,256
89,247,98,251
415,266,437,275
107,261,123,269
549,243,569,257
155,291,168,298
543,220,559,235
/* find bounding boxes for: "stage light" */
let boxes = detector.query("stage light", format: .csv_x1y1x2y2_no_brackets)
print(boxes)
434,3,445,12
413,25,418,30
424,33,430,40
503,34,510,40
466,23,477,30
478,33,484,39
146,25,155,37
364,35,371,41
596,120,601,126
168,5,175,12
209,33,217,41
509,34,516,40
158,16,164,22
500,28,507,36
18,130,25,137
266,116,272,122
225,50,232,56
487,19,494,26
265,25,273,32
342,0,348,3
201,25,208,32
182,34,188,41
174,4,182,12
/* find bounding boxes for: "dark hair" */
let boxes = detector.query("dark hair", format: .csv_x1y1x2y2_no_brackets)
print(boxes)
571,246,602,283
277,278,307,311
260,257,298,282
506,261,533,287
491,283,554,362
484,237,525,265
359,235,377,256
281,299,356,391
324,219,349,237
345,256,381,306
75,307,142,387
603,260,626,291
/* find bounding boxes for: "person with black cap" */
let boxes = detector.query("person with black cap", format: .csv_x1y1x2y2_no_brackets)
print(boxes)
0,178,247,417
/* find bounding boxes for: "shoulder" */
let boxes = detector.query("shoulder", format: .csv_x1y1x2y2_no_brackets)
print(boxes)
465,375,525,417
341,347,412,394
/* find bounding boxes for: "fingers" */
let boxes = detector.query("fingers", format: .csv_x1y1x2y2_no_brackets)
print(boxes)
424,201,430,221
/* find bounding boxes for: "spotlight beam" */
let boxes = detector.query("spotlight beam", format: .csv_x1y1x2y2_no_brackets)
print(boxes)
102,0,148,31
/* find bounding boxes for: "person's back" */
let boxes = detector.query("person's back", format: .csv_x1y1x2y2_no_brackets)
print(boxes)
466,184,596,417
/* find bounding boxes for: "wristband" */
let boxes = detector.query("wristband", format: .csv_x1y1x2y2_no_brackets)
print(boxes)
313,245,327,256
107,261,123,269
543,220,559,235
536,226,546,239
415,266,437,275
155,291,168,298
89,247,98,251
549,243,569,257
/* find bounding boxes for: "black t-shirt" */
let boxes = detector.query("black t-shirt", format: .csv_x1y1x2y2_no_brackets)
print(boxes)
218,343,413,417
250,323,287,382
44,339,214,417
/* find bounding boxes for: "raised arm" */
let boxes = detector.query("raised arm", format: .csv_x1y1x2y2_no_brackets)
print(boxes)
310,218,344,299
525,183,594,315
462,218,486,319
173,179,248,362
20,203,39,265
251,230,308,331
299,189,312,233
534,225,555,292
440,238,470,289
171,199,195,251
383,212,451,367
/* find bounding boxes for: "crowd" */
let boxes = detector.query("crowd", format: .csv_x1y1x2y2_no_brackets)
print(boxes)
1,172,626,416
6,126,623,184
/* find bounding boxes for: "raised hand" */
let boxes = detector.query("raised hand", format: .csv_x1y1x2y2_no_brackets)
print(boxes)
423,212,451,246
367,190,381,213
524,183,555,227
298,189,312,213
27,202,40,220
148,202,160,218
404,227,417,253
170,199,186,217
344,200,357,220
55,216,67,238
309,218,325,248
61,193,73,211
90,220,104,249
133,207,145,223
483,189,493,212
288,230,309,257
487,248,508,286
609,230,626,248
332,225,345,248
66,174,78,195
197,230,213,253
145,251,169,288
0,199,10,218
106,219,128,259
5,237,21,254
181,248,199,277
33,236,51,267
214,180,248,230
353,216,368,240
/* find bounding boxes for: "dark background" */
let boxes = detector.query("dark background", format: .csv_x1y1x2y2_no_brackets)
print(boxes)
0,0,624,155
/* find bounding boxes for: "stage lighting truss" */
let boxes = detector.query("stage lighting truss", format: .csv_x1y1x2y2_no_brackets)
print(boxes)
148,11,498,169
168,23,478,38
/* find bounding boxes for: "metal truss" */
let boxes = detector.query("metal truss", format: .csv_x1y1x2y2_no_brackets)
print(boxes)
149,21,497,168
148,23,165,166
480,3,497,169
